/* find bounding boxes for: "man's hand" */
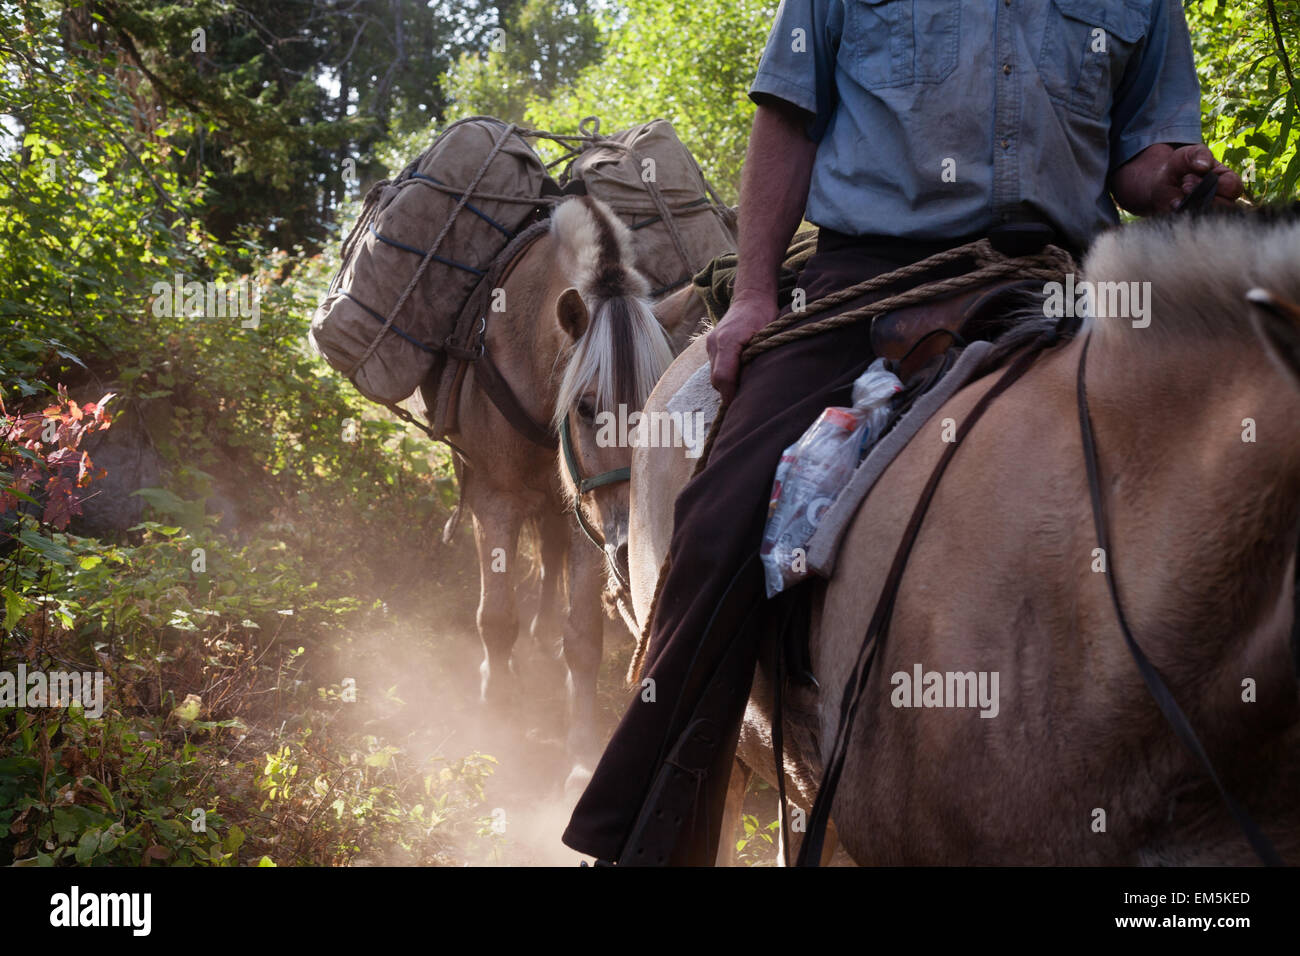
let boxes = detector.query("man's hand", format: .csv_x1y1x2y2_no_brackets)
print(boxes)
705,100,818,405
1111,143,1243,216
706,292,781,405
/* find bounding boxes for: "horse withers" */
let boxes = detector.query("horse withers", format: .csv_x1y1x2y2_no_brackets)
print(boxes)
626,208,1300,864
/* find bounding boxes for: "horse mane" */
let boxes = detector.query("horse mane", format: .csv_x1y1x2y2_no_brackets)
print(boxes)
551,196,673,430
973,204,1300,371
1083,203,1300,349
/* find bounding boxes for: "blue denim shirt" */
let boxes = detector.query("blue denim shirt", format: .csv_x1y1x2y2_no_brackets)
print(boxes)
750,0,1204,251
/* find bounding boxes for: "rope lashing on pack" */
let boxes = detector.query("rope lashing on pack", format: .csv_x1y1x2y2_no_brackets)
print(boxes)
330,114,736,447
347,121,520,378
403,116,715,294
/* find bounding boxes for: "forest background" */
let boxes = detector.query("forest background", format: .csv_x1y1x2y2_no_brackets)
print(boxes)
1,0,1295,866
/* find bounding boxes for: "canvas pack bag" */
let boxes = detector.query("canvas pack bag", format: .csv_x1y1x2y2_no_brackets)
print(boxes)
310,117,551,405
563,119,737,297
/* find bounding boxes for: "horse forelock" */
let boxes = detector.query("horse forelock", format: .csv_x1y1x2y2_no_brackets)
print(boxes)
1081,203,1300,350
550,195,650,302
551,197,671,429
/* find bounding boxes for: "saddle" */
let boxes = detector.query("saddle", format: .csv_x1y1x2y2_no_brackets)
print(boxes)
873,221,1065,381
871,277,1045,382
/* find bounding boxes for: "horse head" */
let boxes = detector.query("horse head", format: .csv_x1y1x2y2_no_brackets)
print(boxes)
549,196,675,591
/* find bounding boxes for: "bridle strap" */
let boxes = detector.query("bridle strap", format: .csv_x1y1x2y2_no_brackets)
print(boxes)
1075,332,1282,865
560,414,632,495
796,323,1070,865
559,414,632,587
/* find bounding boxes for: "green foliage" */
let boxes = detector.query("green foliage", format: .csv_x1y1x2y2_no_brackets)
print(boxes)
1184,0,1297,199
735,812,780,867
0,6,203,395
443,0,604,125
0,702,242,867
0,687,497,866
0,1,480,869
523,0,779,199
2,1,506,249
254,733,498,865
0,490,491,866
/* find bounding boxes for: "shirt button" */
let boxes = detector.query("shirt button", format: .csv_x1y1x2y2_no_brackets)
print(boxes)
1002,63,1012,75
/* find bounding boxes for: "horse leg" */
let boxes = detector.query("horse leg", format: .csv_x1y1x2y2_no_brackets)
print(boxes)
716,758,754,867
468,493,525,709
529,509,568,660
562,529,605,796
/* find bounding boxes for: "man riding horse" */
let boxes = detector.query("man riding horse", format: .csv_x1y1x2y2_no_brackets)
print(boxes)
564,0,1244,865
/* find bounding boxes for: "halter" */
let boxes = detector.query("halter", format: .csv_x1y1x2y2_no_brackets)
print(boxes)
559,413,632,584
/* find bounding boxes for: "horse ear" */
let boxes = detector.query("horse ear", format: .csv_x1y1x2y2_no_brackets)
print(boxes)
1247,288,1300,385
557,286,590,341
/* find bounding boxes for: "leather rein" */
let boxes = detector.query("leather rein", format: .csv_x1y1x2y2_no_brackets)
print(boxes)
795,172,1283,867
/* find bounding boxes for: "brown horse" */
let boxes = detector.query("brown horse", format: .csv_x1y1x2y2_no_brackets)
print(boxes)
626,208,1300,864
420,195,699,783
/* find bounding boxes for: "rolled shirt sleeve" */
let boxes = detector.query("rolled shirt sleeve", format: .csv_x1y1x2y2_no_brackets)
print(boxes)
748,0,843,142
1109,0,1204,169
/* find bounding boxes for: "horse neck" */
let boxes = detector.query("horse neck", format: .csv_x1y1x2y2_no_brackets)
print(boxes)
1085,322,1300,675
497,235,569,417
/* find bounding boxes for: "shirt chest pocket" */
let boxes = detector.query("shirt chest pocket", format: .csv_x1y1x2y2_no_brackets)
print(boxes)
843,0,961,89
1039,0,1151,118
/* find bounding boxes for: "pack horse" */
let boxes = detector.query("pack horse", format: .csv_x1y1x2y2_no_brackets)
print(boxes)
311,117,731,782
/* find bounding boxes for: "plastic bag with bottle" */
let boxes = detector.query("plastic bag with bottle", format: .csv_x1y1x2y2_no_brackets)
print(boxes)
760,358,902,598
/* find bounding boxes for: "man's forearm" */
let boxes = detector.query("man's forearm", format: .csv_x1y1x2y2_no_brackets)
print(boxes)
730,102,819,306
1111,143,1178,216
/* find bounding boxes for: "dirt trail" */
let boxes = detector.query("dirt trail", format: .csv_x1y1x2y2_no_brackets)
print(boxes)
333,603,628,866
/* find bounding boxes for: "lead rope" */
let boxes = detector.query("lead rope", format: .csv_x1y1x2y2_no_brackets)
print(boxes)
690,239,1074,471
